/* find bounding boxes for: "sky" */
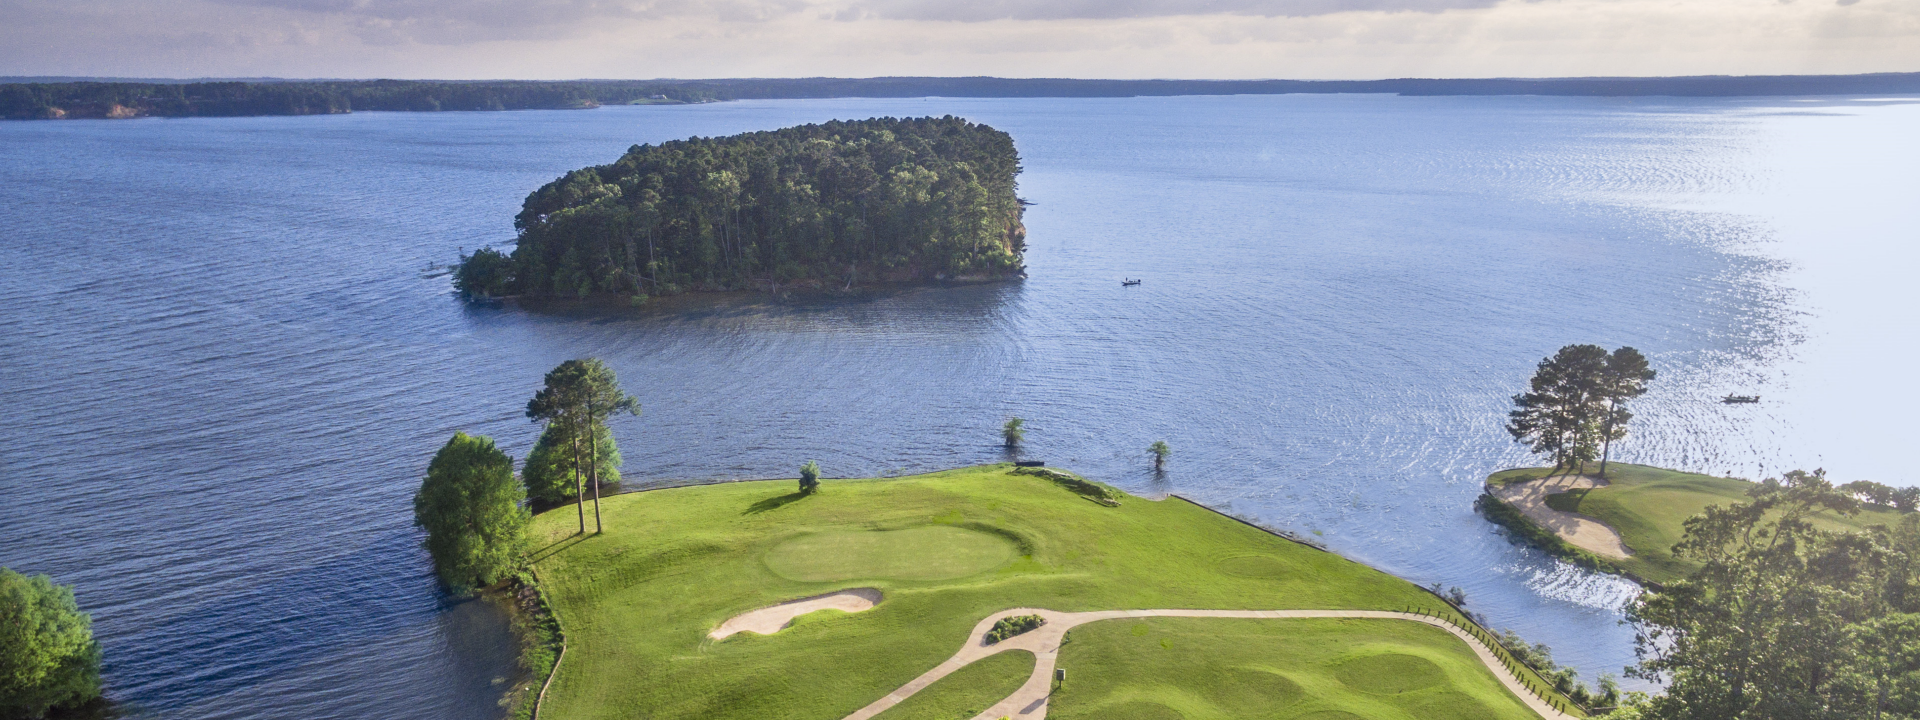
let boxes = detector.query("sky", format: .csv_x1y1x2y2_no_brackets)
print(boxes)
1,0,1917,80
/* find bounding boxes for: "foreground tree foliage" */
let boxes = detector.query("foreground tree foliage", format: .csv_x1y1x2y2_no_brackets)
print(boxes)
526,359,640,534
1508,344,1654,474
413,433,530,593
1626,469,1920,719
0,569,102,720
461,116,1026,298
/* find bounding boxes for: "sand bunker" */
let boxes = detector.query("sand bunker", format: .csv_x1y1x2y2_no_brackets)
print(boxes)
1490,473,1632,559
709,588,883,640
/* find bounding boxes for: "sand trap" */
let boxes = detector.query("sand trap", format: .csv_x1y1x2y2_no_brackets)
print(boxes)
1490,473,1632,560
709,588,882,640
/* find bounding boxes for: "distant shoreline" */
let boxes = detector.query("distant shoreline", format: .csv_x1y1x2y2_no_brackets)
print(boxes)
7,73,1919,121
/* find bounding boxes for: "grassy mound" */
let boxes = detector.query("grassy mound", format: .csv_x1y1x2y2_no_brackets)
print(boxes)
872,650,1035,720
1487,463,1906,584
531,464,1567,719
1050,618,1539,720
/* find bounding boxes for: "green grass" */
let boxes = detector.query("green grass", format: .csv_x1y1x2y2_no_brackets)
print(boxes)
872,650,1035,720
1488,463,1907,584
532,464,1572,719
1050,617,1540,720
764,526,1015,582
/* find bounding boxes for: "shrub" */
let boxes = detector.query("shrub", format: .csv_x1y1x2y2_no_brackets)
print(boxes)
985,615,1046,645
1002,418,1025,447
1013,467,1120,506
799,460,820,495
0,569,102,719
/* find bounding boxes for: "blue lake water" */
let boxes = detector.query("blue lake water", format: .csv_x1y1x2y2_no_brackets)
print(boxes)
2,94,1916,717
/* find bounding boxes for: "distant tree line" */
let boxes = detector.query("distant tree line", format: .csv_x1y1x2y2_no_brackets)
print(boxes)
0,80,715,120
456,116,1026,298
9,74,1920,120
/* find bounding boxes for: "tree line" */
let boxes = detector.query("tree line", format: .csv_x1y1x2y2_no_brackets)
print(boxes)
0,80,716,120
10,74,1920,121
455,116,1026,299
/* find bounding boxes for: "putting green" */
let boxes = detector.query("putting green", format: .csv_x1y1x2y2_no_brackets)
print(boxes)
763,525,1016,582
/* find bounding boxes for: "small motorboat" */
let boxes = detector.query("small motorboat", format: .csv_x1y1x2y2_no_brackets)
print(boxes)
1722,394,1760,404
1121,279,1142,286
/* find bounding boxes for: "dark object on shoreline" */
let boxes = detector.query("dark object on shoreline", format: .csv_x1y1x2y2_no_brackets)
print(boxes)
1722,394,1760,404
1014,460,1046,467
1122,279,1142,286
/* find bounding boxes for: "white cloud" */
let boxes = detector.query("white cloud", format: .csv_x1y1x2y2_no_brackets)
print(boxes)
0,0,1915,79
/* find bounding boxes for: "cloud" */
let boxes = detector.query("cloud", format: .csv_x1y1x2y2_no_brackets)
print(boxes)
0,0,1915,80
830,0,1501,22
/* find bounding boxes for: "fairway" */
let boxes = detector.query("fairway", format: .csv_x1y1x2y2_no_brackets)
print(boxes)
1050,618,1541,720
872,650,1036,720
530,465,1573,719
765,526,1016,582
1488,463,1906,584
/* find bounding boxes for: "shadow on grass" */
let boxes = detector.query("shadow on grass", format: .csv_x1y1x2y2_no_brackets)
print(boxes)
529,533,592,564
744,491,811,515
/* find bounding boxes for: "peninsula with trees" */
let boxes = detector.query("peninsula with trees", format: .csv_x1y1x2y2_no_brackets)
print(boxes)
454,116,1027,299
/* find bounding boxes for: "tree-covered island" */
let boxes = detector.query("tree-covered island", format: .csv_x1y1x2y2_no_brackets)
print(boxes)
455,116,1027,300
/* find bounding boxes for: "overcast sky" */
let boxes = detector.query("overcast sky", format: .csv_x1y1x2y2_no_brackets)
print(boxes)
2,0,1916,80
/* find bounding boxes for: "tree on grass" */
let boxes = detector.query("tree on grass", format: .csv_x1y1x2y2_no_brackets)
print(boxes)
527,359,640,534
1507,344,1609,474
1149,441,1171,470
413,432,529,593
1002,418,1025,448
798,460,820,495
1625,469,1920,719
1596,347,1655,478
0,569,102,720
522,422,621,507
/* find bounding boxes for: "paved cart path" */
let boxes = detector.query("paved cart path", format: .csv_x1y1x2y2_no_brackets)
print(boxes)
840,607,1576,720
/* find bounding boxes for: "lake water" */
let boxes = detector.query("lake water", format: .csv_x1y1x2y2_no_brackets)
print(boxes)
2,94,1915,717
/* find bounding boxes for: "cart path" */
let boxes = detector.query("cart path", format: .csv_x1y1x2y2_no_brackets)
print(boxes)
1489,473,1632,559
840,608,1575,720
709,588,882,640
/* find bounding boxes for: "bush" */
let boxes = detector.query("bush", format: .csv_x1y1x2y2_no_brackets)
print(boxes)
0,569,102,719
415,432,531,593
985,615,1046,645
1013,467,1120,506
799,460,820,495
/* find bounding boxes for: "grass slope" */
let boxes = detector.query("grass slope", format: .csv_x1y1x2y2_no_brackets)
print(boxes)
1489,463,1906,584
873,649,1035,720
1050,617,1540,720
532,464,1568,719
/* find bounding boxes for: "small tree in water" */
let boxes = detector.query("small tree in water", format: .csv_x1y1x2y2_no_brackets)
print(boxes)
799,460,820,495
0,569,102,719
1149,441,1171,470
413,432,529,593
1002,418,1025,448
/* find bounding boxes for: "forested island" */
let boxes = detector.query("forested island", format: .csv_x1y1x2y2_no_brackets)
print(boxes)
454,116,1026,299
7,72,1920,120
